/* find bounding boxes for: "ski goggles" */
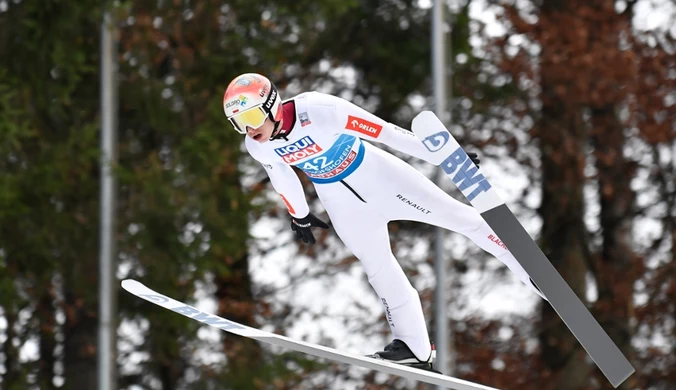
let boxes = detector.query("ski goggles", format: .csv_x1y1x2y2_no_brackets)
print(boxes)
229,105,267,134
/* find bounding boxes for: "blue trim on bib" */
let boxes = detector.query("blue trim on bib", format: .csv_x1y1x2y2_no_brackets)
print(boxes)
305,141,365,184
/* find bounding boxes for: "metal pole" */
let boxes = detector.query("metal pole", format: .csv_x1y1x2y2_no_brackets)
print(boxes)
98,6,118,390
432,0,454,385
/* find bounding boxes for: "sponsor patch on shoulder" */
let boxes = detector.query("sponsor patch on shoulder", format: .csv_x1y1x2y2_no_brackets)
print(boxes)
299,112,311,127
345,115,383,138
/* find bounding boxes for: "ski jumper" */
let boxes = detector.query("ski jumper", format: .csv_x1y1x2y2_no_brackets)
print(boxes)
245,92,546,361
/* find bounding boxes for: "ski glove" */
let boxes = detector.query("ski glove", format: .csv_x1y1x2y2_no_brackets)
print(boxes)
291,212,329,244
468,152,480,167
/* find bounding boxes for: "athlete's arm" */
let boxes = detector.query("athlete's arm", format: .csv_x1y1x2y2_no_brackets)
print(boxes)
263,162,311,218
331,95,445,165
246,140,310,218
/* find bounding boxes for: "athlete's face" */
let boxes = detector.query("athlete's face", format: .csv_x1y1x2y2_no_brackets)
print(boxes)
246,117,277,143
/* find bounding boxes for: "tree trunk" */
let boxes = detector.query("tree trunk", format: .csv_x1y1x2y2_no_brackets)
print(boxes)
590,106,637,390
37,289,57,390
537,97,592,390
536,4,592,388
586,5,637,388
62,287,98,390
1,310,22,388
215,253,264,388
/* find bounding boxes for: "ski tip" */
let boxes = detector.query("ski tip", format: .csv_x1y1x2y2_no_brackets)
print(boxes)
121,279,141,291
411,110,438,124
411,111,445,135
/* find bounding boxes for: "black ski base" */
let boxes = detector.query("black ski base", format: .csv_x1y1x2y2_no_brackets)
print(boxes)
366,356,442,375
406,361,442,375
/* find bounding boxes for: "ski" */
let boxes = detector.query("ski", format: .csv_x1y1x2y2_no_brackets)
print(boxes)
122,279,499,390
411,111,635,388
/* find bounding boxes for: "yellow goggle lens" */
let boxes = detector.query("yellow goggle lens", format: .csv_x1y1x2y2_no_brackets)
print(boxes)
232,106,267,131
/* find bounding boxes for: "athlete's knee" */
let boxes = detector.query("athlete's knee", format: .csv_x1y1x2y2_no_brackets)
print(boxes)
362,253,396,280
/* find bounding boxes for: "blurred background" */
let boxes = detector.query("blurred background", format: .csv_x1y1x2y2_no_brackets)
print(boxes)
0,0,674,389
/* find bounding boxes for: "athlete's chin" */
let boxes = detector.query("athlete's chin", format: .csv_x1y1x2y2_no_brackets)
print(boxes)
251,133,269,143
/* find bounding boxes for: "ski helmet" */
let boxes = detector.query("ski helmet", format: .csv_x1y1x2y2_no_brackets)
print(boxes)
223,73,282,135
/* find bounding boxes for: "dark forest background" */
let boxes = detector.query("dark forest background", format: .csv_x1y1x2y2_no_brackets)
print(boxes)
0,0,674,389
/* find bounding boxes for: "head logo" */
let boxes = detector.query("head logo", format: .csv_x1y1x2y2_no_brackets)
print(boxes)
259,84,269,97
235,78,252,86
422,131,450,152
264,89,277,110
345,116,383,138
238,95,248,106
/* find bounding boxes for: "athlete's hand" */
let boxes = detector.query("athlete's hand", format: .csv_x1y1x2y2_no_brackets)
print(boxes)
468,152,480,167
291,213,329,244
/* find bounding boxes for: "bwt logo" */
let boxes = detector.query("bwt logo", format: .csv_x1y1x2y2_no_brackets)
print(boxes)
138,294,244,331
274,136,323,163
170,305,244,331
422,131,450,152
440,147,492,202
422,131,491,201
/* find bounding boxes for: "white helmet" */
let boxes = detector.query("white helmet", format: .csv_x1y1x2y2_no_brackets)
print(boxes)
223,73,283,134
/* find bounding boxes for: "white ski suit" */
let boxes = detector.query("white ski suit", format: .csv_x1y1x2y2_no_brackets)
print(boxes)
245,91,545,361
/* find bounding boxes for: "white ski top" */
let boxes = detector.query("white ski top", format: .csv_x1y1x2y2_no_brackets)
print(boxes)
245,92,443,218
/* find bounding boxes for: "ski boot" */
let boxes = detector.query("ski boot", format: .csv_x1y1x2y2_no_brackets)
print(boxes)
367,339,441,374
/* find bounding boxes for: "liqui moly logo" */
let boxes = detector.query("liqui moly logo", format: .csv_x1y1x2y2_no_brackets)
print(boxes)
274,136,323,163
345,115,383,138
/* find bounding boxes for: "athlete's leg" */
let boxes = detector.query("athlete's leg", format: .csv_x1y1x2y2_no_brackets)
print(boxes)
369,149,547,300
316,183,433,361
